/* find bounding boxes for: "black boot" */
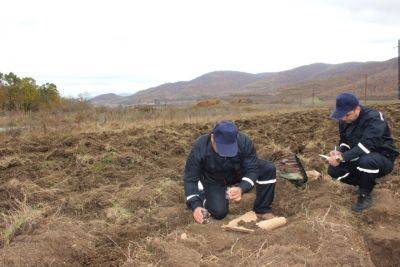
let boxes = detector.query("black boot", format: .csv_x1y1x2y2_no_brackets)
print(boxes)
351,191,373,212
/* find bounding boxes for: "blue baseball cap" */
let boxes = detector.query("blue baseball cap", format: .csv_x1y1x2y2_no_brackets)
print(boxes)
212,120,238,157
331,93,359,120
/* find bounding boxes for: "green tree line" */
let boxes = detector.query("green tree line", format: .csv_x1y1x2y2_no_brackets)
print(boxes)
0,72,61,111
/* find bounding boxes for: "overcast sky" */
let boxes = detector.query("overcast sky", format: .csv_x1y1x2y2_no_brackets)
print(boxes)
1,0,399,97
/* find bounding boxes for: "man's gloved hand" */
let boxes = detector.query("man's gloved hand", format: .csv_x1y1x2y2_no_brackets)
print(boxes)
227,187,242,203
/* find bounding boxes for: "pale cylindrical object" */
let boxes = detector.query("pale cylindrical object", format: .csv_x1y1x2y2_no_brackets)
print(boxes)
256,217,287,230
307,170,321,180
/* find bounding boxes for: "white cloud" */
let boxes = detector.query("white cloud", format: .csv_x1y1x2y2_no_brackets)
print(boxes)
0,0,398,97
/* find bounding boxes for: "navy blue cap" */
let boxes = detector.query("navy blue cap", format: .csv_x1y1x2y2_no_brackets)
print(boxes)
212,120,238,157
331,93,359,120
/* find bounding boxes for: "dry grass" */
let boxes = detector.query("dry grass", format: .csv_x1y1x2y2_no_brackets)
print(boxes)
106,236,136,264
1,100,399,143
0,196,43,246
0,102,321,141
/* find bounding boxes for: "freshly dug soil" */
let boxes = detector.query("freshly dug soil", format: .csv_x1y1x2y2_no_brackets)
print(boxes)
1,104,399,266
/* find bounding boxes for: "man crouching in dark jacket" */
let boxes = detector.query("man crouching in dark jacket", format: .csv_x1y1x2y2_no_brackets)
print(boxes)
184,120,276,224
328,93,399,212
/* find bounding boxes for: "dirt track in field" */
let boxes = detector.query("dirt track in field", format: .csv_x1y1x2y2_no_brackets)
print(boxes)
1,104,399,266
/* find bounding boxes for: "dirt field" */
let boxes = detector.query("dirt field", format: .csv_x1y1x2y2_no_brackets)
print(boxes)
0,104,399,266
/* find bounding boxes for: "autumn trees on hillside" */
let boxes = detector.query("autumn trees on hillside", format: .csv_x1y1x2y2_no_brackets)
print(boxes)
0,72,60,111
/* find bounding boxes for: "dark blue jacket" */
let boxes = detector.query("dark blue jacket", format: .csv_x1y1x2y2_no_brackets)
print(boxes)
184,132,258,210
338,106,399,162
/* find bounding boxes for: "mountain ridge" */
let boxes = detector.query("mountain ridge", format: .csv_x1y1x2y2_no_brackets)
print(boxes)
90,58,398,106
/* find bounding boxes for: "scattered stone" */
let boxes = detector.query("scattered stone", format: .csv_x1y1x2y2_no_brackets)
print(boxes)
180,233,188,240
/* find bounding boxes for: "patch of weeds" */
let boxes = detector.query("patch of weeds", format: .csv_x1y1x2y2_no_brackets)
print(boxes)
148,179,180,207
105,144,117,152
1,197,43,246
76,154,94,165
105,201,132,222
125,154,152,170
99,151,117,165
132,154,144,164
91,152,119,172
41,160,63,171
41,160,52,169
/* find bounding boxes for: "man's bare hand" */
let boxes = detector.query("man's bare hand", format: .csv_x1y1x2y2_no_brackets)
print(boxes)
193,207,206,224
228,187,242,202
328,156,340,167
329,150,342,157
327,150,343,167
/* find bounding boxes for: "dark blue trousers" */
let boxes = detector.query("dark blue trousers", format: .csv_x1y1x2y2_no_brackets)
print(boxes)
328,152,394,193
202,159,276,220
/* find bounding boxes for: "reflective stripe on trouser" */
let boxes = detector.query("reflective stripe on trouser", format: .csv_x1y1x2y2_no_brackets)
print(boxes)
328,152,394,192
328,163,359,186
356,152,393,192
253,159,276,214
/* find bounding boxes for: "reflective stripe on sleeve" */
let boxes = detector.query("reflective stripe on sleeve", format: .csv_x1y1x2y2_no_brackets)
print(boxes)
358,143,370,154
242,177,254,186
186,194,200,201
198,181,204,191
340,143,350,150
337,173,349,181
379,112,384,121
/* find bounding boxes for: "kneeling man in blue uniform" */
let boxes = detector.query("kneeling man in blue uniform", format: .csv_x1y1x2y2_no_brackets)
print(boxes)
183,121,276,223
328,93,399,212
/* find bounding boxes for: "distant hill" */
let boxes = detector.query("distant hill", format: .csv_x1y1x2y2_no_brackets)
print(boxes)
122,71,270,104
260,58,398,103
89,93,124,106
90,57,398,106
